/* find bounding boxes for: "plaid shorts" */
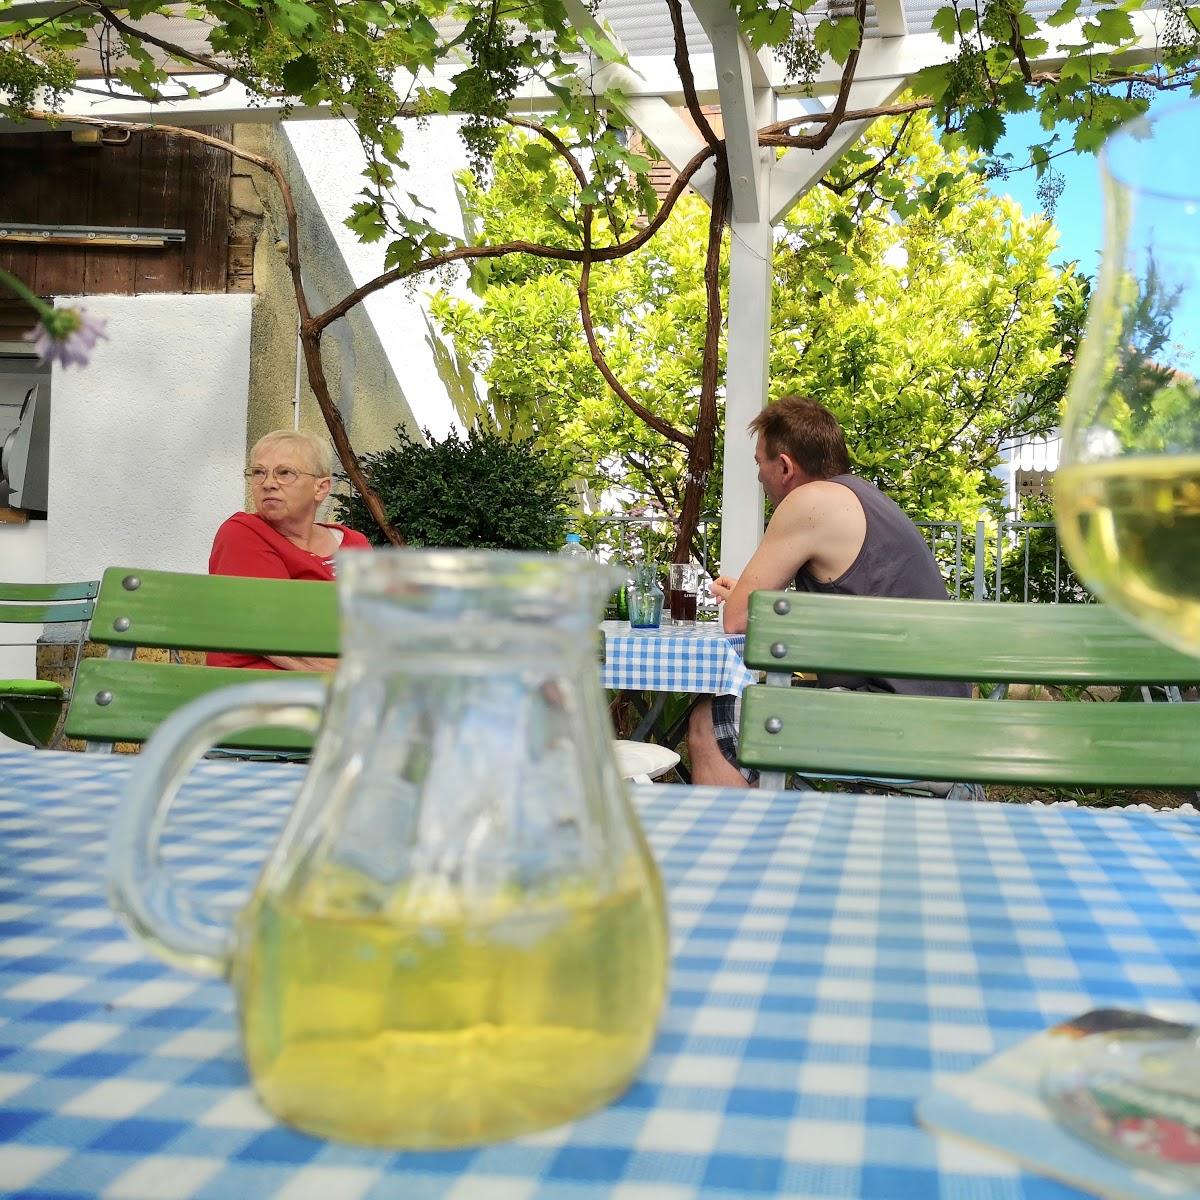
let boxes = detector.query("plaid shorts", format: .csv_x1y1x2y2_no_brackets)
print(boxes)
711,692,757,784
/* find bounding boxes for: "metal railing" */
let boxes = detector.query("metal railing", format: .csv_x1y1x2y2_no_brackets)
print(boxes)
591,514,1082,603
916,522,965,600
971,519,1087,603
590,514,720,578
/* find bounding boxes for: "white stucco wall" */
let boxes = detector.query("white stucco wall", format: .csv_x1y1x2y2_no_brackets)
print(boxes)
46,293,252,581
284,117,475,439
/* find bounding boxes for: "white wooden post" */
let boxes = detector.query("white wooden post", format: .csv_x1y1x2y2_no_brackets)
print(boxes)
716,79,902,578
685,0,777,577
720,213,773,576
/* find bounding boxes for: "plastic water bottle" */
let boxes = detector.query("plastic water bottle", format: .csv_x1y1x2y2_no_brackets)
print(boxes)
559,532,591,560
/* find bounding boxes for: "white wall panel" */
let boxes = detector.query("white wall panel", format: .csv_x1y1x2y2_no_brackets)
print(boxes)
46,293,252,580
284,118,473,440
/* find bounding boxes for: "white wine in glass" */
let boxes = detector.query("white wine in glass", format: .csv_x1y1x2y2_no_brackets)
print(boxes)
1049,97,1200,1181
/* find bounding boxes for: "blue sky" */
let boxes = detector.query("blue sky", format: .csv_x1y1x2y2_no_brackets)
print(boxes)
985,110,1107,278
984,97,1200,398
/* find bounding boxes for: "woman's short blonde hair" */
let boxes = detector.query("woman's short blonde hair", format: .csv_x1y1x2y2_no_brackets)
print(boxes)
249,429,334,478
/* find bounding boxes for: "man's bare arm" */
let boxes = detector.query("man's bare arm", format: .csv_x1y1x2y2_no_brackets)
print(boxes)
718,482,861,633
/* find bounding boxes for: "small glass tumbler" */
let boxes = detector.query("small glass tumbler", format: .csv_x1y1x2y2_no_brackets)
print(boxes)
628,563,664,629
668,563,703,628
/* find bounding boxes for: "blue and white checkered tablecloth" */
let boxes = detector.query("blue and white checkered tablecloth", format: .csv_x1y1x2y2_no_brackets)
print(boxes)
3,748,1200,1200
601,621,754,696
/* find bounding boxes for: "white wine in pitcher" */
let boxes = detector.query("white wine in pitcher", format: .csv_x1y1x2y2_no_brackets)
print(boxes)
234,864,667,1147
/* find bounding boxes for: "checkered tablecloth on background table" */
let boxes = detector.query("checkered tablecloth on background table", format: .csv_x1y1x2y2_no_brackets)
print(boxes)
600,621,754,696
3,747,1200,1200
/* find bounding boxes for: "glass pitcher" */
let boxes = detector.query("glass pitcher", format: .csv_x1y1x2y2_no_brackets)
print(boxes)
628,562,665,628
108,549,669,1150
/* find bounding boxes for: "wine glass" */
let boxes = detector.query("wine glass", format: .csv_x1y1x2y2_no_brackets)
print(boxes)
1048,97,1200,1181
1056,100,1200,653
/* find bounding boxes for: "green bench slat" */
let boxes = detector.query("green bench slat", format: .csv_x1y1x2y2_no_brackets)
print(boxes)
0,600,96,624
64,567,345,751
744,592,1200,685
0,581,98,603
66,658,325,750
90,567,339,656
739,686,1199,789
740,592,1200,790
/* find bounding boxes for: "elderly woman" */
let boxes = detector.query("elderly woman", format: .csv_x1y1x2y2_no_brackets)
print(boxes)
208,428,371,671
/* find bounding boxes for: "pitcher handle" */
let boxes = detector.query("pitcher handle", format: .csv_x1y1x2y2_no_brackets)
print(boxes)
107,678,327,977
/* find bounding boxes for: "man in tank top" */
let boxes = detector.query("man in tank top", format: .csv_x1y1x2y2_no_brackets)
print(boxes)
688,395,970,788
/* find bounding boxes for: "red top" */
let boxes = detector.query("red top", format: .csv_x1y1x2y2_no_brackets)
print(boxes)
207,511,372,670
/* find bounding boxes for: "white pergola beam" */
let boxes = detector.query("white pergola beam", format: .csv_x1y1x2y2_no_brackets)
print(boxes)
6,10,1170,131
718,71,776,575
720,213,773,576
800,10,1167,91
589,62,714,201
0,80,327,126
545,12,1172,103
687,0,767,222
746,43,773,90
874,0,909,38
769,80,905,224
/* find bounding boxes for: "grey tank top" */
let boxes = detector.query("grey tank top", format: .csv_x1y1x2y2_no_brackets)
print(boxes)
794,474,970,698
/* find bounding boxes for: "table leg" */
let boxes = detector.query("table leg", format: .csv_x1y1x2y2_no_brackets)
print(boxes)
631,695,669,742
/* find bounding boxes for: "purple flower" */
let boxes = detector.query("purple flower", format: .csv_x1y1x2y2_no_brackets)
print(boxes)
24,307,108,369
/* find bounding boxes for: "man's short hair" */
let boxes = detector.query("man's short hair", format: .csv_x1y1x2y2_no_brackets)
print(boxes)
249,429,334,478
748,395,851,479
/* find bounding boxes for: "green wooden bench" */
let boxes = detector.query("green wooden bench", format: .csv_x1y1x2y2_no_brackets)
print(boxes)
64,564,669,779
1,580,98,747
737,591,1200,792
64,567,337,753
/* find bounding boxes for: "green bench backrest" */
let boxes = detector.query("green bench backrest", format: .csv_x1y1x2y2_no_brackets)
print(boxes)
740,686,1199,787
1,580,99,746
742,592,1200,684
738,592,1200,788
0,580,98,626
64,567,340,750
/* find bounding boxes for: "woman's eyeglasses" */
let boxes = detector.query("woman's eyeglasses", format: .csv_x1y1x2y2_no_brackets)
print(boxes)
244,467,322,486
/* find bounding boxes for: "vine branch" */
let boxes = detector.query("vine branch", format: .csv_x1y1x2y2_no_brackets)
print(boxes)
665,0,721,149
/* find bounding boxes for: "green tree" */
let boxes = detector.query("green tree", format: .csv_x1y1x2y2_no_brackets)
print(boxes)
433,112,1084,544
772,115,1078,523
1104,260,1200,454
432,138,724,562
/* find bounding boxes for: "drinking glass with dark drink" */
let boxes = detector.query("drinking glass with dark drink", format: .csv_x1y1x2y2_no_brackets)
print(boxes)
668,563,703,628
